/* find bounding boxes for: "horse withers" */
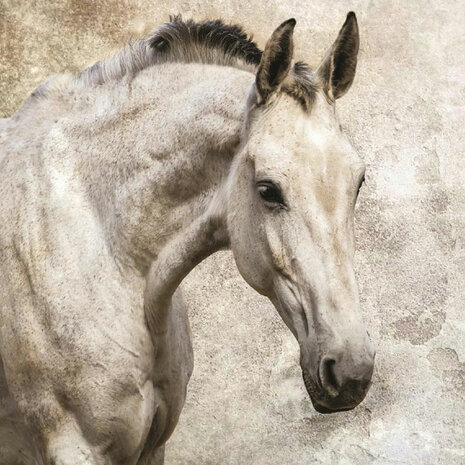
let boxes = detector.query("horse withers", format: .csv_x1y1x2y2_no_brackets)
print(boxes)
0,12,374,465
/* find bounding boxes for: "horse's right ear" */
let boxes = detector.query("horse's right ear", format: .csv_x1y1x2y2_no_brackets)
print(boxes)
317,12,359,101
255,18,296,104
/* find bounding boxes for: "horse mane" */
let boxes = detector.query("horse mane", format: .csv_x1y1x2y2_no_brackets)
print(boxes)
73,15,262,89
36,16,318,111
150,16,263,67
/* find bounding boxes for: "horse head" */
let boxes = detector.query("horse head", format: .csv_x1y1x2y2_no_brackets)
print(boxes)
227,13,375,413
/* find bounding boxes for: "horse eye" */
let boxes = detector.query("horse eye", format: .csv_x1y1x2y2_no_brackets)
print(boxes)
257,182,284,206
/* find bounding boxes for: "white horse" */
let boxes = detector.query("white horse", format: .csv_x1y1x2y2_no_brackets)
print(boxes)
0,13,375,465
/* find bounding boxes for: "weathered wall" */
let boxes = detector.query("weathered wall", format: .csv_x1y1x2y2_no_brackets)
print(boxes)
1,1,464,463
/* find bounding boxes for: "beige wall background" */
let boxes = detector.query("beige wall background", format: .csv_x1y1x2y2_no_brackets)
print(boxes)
1,1,464,464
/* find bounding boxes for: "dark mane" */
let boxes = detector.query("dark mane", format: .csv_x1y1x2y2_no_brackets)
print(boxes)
73,16,318,110
149,15,263,66
148,16,318,110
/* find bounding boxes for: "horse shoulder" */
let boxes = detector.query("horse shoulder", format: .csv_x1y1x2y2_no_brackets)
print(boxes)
0,121,158,461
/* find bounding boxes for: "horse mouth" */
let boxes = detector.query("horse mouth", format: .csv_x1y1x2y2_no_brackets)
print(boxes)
302,368,334,411
311,400,356,414
302,368,367,414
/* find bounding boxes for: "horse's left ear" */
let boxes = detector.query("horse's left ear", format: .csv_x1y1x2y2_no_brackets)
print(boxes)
256,18,296,104
317,12,359,101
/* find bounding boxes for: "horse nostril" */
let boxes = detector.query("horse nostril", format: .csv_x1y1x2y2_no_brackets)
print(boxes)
319,357,340,398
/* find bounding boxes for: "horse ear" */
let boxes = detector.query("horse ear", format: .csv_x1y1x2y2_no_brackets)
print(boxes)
256,18,296,104
317,12,359,101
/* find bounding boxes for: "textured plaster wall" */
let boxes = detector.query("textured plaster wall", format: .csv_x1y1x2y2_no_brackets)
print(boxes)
1,1,464,464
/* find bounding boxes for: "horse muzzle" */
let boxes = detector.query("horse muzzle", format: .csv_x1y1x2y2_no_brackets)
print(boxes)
302,348,375,413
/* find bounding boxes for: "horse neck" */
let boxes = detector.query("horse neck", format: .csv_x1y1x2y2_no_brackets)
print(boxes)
76,63,254,273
